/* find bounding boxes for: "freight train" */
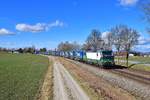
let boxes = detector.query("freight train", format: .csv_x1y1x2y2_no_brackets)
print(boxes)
50,50,115,67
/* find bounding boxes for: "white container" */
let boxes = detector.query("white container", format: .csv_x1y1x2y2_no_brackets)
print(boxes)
86,52,101,60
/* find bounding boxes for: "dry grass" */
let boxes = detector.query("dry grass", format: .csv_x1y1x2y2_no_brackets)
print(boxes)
37,56,53,100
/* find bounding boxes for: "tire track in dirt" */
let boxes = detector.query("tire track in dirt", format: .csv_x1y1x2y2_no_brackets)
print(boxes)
53,62,69,100
53,57,90,100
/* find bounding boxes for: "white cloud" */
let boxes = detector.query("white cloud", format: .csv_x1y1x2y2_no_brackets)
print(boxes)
0,28,15,35
101,31,112,43
119,0,139,6
16,20,64,33
135,44,150,52
16,23,48,33
133,36,150,52
49,20,64,28
102,31,110,39
138,36,150,45
0,41,15,45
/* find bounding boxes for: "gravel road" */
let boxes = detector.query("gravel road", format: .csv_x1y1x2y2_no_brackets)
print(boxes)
53,57,90,100
68,59,150,100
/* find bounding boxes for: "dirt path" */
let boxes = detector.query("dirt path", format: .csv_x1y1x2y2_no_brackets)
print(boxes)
53,57,90,100
53,61,69,100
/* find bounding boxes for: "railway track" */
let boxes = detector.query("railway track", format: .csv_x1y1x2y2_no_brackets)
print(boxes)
128,68,150,75
109,69,150,85
66,58,150,85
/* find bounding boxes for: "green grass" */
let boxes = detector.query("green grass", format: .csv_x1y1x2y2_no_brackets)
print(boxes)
115,56,150,71
115,56,150,64
128,56,150,64
0,52,49,100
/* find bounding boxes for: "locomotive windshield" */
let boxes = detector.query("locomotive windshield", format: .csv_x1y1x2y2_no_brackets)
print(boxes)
102,51,113,56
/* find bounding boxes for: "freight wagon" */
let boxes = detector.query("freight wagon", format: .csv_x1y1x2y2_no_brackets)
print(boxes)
50,50,115,67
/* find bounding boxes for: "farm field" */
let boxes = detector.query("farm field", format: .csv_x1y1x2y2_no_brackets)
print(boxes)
116,56,150,64
115,56,150,71
0,52,49,100
128,56,150,63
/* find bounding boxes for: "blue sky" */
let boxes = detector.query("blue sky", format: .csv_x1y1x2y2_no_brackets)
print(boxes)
0,0,150,52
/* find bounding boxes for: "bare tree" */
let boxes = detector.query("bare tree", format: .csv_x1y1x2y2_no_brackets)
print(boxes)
121,26,140,67
102,31,114,50
111,25,140,67
57,42,64,51
57,41,81,51
85,29,103,51
58,41,70,51
82,43,91,51
110,25,124,64
140,0,150,33
72,41,81,50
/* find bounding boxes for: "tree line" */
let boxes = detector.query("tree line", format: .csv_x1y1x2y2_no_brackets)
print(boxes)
0,46,47,54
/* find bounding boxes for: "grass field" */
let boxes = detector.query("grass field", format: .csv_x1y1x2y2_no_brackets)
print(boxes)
116,56,150,63
0,52,49,100
128,56,150,63
115,56,150,71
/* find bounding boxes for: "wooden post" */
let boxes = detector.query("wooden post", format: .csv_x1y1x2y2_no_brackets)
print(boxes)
126,52,129,67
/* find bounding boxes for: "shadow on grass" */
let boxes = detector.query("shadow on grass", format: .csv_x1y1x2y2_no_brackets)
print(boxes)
129,64,137,68
104,65,128,69
117,62,150,69
128,63,149,68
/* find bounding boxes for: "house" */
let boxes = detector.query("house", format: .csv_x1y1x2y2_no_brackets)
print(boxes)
129,54,134,56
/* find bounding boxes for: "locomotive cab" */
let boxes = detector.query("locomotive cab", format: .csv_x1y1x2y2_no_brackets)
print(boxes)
99,50,115,67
